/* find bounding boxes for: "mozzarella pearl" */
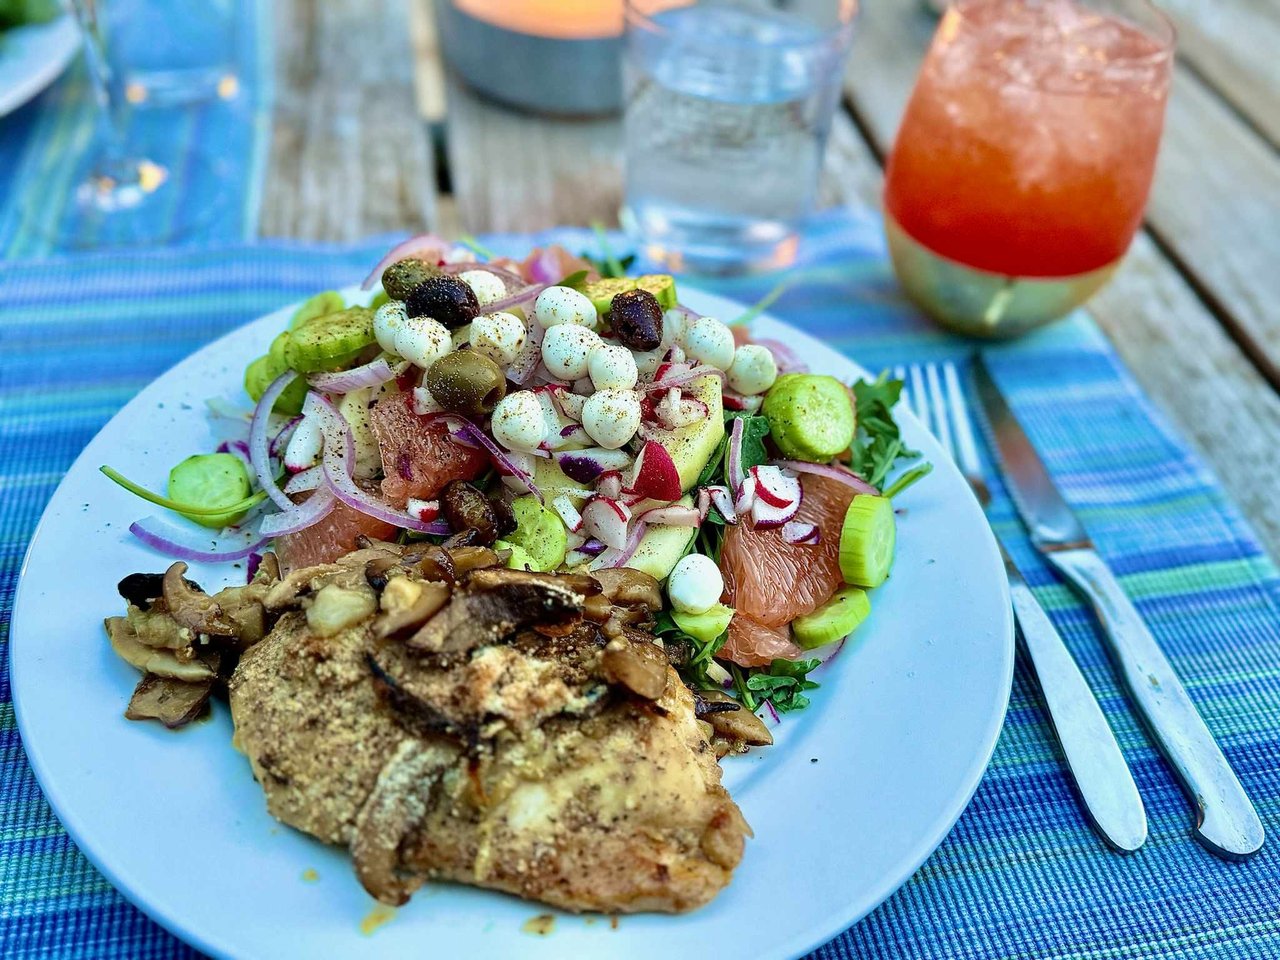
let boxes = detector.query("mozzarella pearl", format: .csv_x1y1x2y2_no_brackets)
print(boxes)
534,285,598,329
726,344,779,396
667,553,724,615
373,300,408,354
393,315,453,368
588,343,639,391
491,391,548,453
581,389,642,450
683,316,736,370
631,347,662,377
469,311,527,366
662,308,687,348
541,323,601,381
458,269,507,308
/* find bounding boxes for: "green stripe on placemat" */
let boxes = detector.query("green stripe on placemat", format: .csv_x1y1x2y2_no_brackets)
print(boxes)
1,213,1279,959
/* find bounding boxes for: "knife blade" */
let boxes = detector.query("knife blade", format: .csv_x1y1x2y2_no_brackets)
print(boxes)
972,353,1264,860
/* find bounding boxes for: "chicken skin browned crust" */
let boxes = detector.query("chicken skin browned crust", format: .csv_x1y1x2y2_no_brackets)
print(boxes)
226,549,751,913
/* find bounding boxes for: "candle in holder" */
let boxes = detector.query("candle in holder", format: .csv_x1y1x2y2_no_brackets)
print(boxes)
436,0,625,115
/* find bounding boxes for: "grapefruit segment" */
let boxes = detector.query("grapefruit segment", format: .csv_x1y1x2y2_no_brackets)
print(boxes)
721,615,804,667
369,395,487,507
275,495,397,573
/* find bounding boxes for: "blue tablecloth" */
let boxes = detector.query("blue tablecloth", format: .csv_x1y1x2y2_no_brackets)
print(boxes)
2,211,1279,958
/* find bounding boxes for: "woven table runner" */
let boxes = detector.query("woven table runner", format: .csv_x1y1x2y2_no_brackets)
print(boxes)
2,212,1278,959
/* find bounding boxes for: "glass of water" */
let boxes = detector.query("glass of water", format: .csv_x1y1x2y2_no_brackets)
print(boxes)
621,0,858,274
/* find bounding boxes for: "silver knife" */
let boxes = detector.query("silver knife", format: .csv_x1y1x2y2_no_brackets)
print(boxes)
973,353,1264,859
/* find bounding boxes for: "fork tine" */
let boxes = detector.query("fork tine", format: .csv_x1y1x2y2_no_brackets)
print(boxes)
907,364,931,434
942,361,991,505
924,363,954,463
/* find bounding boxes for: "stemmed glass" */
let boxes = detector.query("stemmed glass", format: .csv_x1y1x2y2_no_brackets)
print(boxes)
22,0,238,248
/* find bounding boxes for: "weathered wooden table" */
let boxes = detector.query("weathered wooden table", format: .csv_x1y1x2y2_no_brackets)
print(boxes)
263,0,1280,559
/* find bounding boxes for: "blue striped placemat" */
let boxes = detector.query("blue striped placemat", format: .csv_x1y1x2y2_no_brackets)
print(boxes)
2,211,1278,959
0,0,271,258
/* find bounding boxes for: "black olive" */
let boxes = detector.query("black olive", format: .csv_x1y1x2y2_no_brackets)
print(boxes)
381,258,442,301
406,275,481,329
441,480,500,545
118,572,201,610
609,288,663,352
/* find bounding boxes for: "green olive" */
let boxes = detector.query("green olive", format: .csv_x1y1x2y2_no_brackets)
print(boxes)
425,350,507,419
381,258,443,302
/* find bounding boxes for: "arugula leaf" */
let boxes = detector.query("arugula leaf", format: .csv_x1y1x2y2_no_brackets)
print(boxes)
557,269,590,290
847,372,920,490
745,658,821,713
727,413,771,476
696,432,728,487
656,611,728,691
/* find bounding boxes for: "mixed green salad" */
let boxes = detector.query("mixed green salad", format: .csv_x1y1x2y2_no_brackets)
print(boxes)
103,234,927,719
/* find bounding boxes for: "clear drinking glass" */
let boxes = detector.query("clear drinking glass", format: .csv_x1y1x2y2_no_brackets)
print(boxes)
23,0,239,248
621,0,858,274
883,0,1174,337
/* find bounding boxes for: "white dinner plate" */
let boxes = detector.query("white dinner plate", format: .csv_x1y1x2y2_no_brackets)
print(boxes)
10,286,1014,960
0,15,79,118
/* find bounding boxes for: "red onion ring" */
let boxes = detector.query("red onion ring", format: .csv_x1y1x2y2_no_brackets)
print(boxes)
453,420,545,503
129,516,269,562
361,234,450,290
268,416,302,459
753,338,809,374
440,262,528,289
771,460,880,496
307,357,397,394
282,465,321,495
258,486,337,538
592,520,647,570
727,416,746,496
250,372,302,512
646,366,725,393
485,282,551,315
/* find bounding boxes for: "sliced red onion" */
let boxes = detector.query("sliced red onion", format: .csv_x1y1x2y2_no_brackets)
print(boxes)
246,552,263,582
507,319,545,385
727,416,747,495
670,304,703,322
361,233,450,290
258,487,337,538
307,357,396,394
215,439,254,484
129,516,269,562
734,474,757,515
772,460,880,496
763,699,781,724
646,365,725,394
251,372,302,512
707,485,737,523
527,248,561,284
453,419,544,503
753,338,809,374
781,521,820,544
308,392,452,533
590,520,647,570
440,262,528,289
283,465,321,495
269,416,303,459
448,429,482,450
579,538,608,556
637,504,702,527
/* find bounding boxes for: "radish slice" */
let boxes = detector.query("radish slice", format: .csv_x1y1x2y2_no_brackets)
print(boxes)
722,392,763,414
637,504,701,527
781,520,820,544
751,465,801,509
268,417,302,460
361,233,450,290
734,474,757,515
751,485,799,527
596,470,623,501
581,497,631,550
625,441,682,502
772,459,880,496
695,487,712,522
552,495,584,532
706,485,737,523
553,448,632,484
406,498,441,522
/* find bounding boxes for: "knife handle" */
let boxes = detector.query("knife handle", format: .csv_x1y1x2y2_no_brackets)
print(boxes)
1009,576,1147,852
1046,547,1265,859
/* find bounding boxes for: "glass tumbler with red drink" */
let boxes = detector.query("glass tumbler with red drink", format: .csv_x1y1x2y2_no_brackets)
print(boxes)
883,0,1174,337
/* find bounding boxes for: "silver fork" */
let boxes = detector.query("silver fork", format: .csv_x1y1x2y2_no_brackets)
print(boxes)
899,361,1148,853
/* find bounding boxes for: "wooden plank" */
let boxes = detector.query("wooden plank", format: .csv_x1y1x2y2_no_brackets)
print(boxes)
261,0,438,242
1156,0,1280,148
841,0,1280,560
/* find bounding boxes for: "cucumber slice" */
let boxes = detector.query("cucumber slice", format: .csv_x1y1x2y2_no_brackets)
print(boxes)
581,277,637,315
496,540,538,572
284,306,376,373
289,290,346,330
504,496,568,572
244,342,307,415
792,587,871,649
838,494,896,587
761,373,856,463
636,274,678,310
168,453,253,529
672,603,734,644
